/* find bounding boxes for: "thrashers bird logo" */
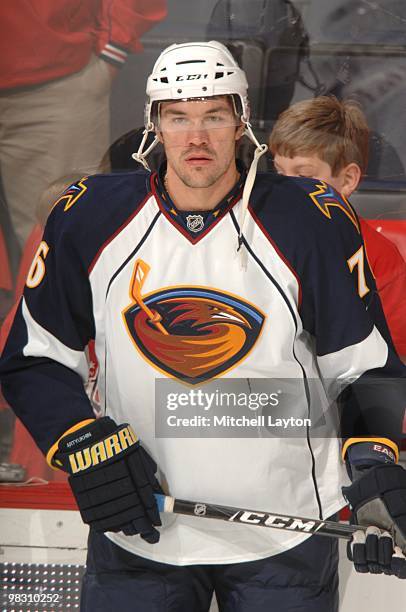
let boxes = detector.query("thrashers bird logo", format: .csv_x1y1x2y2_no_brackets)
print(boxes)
123,260,265,383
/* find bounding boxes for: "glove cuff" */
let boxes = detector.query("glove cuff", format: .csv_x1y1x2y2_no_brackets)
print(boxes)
342,438,399,463
46,419,96,469
49,417,139,473
343,439,398,481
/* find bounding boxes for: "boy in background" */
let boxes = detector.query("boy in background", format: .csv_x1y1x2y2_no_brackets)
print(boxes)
269,96,406,361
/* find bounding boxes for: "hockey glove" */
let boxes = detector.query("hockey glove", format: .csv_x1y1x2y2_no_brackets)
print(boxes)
342,440,406,578
52,417,162,543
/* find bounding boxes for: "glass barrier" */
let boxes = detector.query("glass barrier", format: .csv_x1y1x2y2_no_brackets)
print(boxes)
0,4,405,608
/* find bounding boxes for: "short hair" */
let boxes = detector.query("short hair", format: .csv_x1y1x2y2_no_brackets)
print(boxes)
269,96,369,175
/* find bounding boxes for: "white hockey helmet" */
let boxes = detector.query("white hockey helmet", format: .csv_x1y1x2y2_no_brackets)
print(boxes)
144,40,250,129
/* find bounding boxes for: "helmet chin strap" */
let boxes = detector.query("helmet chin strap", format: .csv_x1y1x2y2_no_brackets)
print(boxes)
237,122,268,270
132,127,160,171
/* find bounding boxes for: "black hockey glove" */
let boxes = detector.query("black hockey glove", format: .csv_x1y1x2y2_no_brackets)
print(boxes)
53,417,162,543
342,441,406,578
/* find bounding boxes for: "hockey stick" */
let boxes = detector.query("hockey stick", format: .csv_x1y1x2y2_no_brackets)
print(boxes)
154,494,363,540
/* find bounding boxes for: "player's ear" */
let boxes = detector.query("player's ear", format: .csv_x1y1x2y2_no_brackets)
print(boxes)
156,129,164,144
235,122,245,141
338,163,362,197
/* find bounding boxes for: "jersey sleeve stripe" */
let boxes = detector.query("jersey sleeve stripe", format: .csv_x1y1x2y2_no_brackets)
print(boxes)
22,298,89,378
316,325,388,394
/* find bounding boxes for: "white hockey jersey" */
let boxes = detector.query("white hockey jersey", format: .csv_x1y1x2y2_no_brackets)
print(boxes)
1,167,404,564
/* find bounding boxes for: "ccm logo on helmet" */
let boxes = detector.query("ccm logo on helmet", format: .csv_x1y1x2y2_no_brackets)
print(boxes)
176,74,208,81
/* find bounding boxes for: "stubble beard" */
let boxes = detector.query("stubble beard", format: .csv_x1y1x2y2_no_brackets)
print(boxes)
173,153,234,190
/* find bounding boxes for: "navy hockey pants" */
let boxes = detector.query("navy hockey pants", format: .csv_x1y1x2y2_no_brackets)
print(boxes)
81,529,339,611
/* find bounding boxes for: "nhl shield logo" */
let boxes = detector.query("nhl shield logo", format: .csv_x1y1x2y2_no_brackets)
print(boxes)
186,214,204,232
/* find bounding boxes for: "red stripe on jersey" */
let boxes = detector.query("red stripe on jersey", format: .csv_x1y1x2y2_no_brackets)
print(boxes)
88,191,152,275
249,205,303,308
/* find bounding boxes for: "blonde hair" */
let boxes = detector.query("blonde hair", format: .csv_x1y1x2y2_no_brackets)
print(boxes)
269,96,369,175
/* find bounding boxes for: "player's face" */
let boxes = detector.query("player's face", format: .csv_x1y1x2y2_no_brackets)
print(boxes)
157,97,243,189
273,153,356,197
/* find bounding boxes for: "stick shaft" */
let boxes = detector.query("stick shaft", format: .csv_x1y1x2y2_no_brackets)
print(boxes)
154,494,363,540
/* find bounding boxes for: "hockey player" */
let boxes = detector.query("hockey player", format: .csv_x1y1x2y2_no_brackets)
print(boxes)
0,42,406,611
